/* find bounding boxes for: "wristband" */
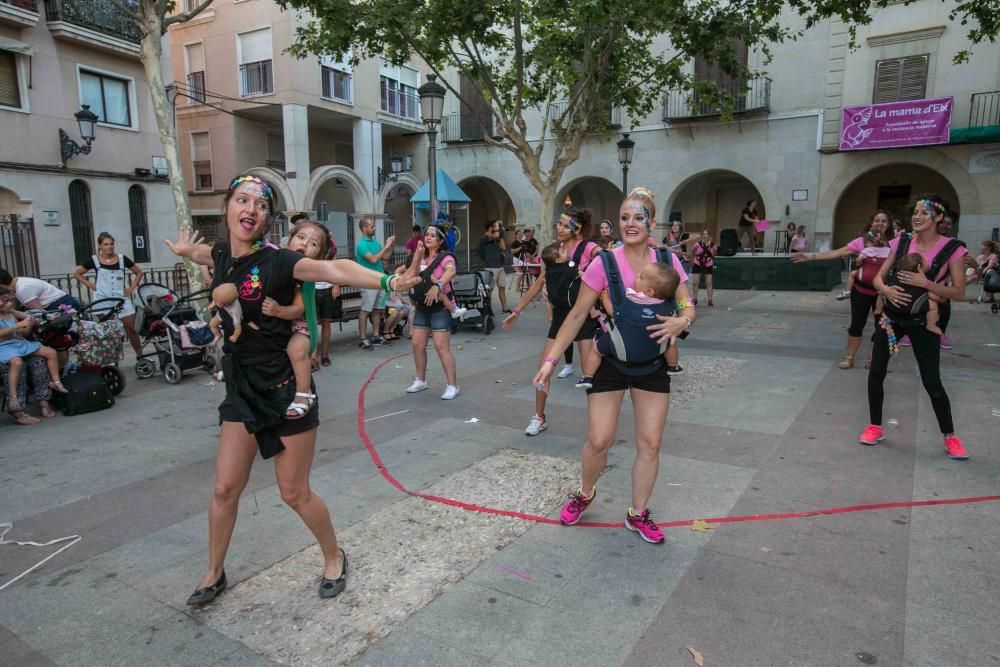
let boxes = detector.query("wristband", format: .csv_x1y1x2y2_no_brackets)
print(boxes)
923,279,931,289
512,307,521,316
681,316,692,329
543,355,558,367
379,274,390,291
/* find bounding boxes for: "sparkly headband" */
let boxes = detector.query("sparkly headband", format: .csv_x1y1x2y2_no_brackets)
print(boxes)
916,199,944,214
630,187,655,200
229,175,275,202
559,213,581,232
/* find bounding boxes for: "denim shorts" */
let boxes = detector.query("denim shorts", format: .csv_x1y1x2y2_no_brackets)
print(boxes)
411,306,452,332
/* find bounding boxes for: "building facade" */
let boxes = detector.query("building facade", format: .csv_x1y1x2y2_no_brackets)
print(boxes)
432,4,1000,254
166,0,432,257
0,0,176,277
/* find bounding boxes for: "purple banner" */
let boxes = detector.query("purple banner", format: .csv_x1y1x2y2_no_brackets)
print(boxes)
840,97,953,151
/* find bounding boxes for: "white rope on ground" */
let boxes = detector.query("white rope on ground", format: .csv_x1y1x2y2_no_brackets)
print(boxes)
0,522,81,592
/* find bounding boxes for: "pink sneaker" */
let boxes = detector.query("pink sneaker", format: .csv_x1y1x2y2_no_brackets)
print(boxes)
859,424,885,446
944,435,969,460
899,336,911,347
625,508,665,544
939,335,953,350
560,487,596,525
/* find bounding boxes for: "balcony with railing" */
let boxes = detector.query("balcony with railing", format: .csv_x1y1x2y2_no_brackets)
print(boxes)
379,82,420,122
441,112,497,143
662,76,772,122
969,91,1000,128
44,0,141,55
186,71,206,104
0,0,39,27
546,102,623,132
239,60,273,97
321,66,352,104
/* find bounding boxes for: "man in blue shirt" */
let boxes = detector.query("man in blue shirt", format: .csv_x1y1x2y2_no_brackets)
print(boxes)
354,216,395,349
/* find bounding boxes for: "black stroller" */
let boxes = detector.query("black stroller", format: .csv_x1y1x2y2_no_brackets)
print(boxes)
450,270,496,334
132,283,217,384
975,267,1000,313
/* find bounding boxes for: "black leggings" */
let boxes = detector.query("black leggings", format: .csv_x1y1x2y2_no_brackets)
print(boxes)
564,346,573,364
938,299,951,333
868,317,954,433
848,288,879,337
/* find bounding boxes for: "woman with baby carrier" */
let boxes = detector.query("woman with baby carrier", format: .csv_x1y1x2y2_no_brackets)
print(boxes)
165,174,420,606
532,187,695,544
503,208,601,436
862,194,969,460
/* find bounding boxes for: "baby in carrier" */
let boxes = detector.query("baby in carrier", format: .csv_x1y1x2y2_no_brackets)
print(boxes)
883,252,943,335
838,231,888,300
579,261,681,385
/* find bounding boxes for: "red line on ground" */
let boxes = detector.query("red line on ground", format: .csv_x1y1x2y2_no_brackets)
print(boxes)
356,353,1000,529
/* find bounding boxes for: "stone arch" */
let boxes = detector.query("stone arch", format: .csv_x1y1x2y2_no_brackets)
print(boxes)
244,166,295,212
665,168,781,232
437,164,527,225
817,148,981,234
458,176,518,237
554,175,624,231
377,172,422,213
305,165,371,215
0,185,31,215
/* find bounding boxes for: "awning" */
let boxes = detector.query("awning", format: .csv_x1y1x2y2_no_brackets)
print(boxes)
0,36,33,56
410,169,471,204
950,125,1000,145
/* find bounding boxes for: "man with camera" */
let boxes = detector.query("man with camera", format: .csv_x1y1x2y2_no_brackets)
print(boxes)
478,220,510,315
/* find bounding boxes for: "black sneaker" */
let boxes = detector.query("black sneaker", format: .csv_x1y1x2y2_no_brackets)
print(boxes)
502,309,513,316
666,364,684,375
575,376,593,389
371,335,391,346
358,339,373,350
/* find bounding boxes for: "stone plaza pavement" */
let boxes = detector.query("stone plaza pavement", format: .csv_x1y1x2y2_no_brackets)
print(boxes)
1,287,998,666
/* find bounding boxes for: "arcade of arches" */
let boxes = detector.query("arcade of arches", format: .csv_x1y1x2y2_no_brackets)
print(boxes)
461,177,515,242
556,178,622,232
832,164,959,248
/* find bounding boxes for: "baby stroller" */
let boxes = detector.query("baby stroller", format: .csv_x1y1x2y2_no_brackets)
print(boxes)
133,283,216,384
450,271,496,334
29,298,128,395
976,267,1000,313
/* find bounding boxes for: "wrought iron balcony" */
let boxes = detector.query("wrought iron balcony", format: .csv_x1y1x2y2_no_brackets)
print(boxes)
0,0,39,27
186,71,206,104
969,91,1000,127
546,102,623,132
441,112,496,143
379,84,419,121
44,0,141,44
239,60,273,97
2,0,38,11
662,76,772,122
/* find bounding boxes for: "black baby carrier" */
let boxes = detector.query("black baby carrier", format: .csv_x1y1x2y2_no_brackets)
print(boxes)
410,252,454,308
545,241,591,313
598,247,678,375
882,231,961,323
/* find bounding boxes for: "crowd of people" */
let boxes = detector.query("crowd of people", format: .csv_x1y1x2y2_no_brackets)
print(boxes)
2,171,990,608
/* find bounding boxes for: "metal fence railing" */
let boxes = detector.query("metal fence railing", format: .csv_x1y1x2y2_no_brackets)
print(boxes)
39,265,192,305
44,0,141,42
662,76,772,121
2,0,38,11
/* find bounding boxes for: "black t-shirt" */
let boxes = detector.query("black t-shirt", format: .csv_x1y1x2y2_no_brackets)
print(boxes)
81,255,135,272
211,242,303,355
739,208,756,226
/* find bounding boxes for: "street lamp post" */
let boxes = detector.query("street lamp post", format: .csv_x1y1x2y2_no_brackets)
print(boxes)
418,74,446,219
59,105,99,166
617,132,635,195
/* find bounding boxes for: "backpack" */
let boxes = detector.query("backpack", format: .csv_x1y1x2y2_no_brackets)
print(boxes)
545,241,591,313
882,232,962,322
410,253,453,307
598,247,679,375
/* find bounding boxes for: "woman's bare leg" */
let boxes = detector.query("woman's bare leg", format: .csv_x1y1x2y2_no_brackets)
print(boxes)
121,314,141,354
628,388,670,510
431,330,457,386
411,327,429,380
580,389,626,491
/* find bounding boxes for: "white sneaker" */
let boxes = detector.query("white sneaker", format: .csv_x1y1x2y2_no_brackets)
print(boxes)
451,306,468,320
524,414,547,436
441,384,460,400
406,378,429,393
556,364,574,379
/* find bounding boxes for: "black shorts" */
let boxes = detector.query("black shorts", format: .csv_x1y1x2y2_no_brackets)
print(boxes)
587,357,671,394
548,311,600,341
218,381,320,458
692,265,713,275
315,288,337,320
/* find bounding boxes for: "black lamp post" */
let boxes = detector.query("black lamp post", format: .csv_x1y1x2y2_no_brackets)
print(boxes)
418,74,446,216
377,153,405,192
60,105,99,166
617,132,635,194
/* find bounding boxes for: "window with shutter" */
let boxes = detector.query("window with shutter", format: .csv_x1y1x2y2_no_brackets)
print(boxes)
873,55,928,103
191,132,212,191
238,28,273,96
185,43,206,104
0,50,21,109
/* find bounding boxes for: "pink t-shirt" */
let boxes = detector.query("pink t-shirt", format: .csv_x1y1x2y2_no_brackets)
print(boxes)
859,246,891,261
625,287,664,305
420,252,455,295
888,235,968,283
582,245,689,294
790,235,807,253
693,242,717,268
564,239,599,272
846,236,866,254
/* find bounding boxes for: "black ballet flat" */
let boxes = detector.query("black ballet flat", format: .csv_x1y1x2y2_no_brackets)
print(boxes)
319,549,348,599
186,571,226,606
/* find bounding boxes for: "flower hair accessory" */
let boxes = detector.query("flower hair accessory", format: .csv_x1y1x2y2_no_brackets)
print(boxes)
559,213,581,232
229,175,275,203
916,199,944,214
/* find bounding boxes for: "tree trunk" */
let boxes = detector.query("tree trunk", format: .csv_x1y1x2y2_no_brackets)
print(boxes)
137,10,206,304
535,184,558,246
